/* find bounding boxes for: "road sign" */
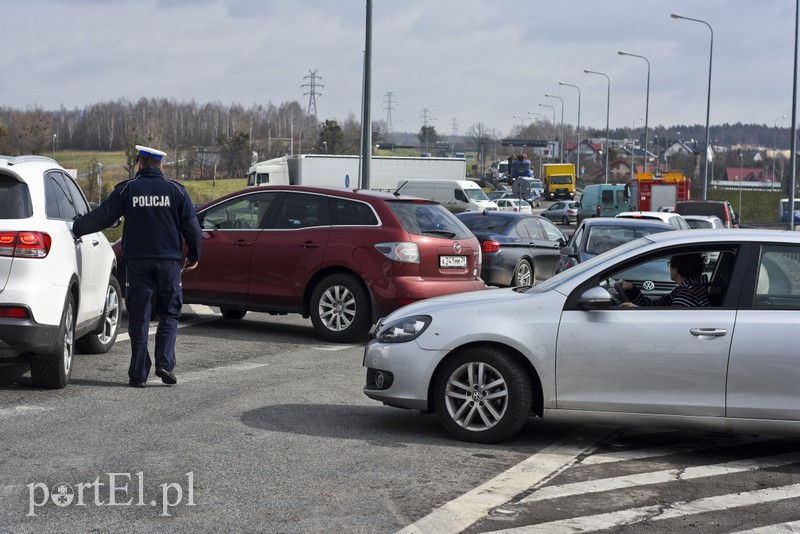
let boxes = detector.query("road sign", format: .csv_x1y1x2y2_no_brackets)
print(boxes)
500,139,548,148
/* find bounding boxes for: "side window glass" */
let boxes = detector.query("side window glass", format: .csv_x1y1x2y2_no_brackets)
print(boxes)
755,245,800,309
201,192,277,230
521,219,545,240
330,197,378,226
272,192,330,230
45,172,78,220
539,217,565,242
454,189,467,202
62,173,90,216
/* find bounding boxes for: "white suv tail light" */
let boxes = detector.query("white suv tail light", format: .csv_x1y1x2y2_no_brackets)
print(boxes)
0,231,52,258
374,242,420,263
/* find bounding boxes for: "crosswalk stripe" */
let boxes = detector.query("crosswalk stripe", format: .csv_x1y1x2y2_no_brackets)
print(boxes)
488,483,800,533
580,434,768,465
396,426,616,534
520,450,800,503
731,520,800,533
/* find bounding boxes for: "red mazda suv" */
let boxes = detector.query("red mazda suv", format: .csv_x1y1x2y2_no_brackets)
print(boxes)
169,186,485,342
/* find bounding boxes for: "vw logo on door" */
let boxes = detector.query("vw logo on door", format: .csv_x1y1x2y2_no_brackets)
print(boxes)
642,280,655,291
453,242,462,254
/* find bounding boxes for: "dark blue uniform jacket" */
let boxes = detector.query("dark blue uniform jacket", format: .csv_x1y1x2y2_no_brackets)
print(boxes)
73,167,202,263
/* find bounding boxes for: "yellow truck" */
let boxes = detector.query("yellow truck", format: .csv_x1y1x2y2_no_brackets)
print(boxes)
542,163,576,200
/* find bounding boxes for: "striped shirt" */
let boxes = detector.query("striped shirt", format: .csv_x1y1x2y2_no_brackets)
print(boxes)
626,275,710,308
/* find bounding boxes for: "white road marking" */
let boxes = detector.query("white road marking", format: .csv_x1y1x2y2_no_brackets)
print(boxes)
116,304,219,342
0,405,51,419
180,361,271,383
396,426,617,534
487,483,800,533
732,520,800,533
520,450,800,503
580,434,769,465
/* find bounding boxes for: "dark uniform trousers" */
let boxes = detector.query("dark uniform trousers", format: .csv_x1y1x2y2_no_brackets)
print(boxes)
125,259,183,382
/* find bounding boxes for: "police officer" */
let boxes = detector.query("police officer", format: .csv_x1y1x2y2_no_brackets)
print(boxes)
73,145,202,388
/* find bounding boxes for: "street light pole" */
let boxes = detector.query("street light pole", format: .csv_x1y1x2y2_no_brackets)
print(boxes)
773,115,787,187
538,103,556,162
544,94,565,162
672,13,713,200
618,51,650,173
630,117,644,181
559,82,581,180
52,134,57,160
512,114,531,130
584,69,611,183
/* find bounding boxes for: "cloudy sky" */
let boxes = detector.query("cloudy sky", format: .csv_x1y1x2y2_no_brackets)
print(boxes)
3,0,797,138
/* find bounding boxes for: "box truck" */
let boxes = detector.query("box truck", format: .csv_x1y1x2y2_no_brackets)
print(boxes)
542,163,576,200
246,154,466,191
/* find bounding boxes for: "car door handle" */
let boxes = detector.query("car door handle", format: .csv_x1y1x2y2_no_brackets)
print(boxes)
302,241,321,249
690,328,728,338
233,239,252,247
91,239,100,247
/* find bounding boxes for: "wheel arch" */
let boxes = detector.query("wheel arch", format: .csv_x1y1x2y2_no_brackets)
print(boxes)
302,266,375,318
427,341,544,417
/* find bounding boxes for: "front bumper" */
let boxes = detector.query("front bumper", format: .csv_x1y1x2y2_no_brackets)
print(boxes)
363,338,446,411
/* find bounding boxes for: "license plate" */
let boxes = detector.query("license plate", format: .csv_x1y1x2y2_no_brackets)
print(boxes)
440,255,467,268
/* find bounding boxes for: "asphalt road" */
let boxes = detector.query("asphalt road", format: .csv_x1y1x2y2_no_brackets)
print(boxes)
2,306,799,532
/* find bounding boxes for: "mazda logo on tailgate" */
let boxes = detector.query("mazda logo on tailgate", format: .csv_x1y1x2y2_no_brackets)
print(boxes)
453,242,462,254
642,280,655,291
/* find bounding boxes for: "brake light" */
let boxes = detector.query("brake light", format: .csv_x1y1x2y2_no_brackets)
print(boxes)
596,205,601,216
482,240,501,253
0,232,51,258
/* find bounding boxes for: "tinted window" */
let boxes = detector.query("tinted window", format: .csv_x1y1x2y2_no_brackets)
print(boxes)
0,174,33,219
458,214,513,234
45,171,80,220
61,172,90,216
329,197,379,226
272,192,330,229
388,202,472,239
519,219,544,240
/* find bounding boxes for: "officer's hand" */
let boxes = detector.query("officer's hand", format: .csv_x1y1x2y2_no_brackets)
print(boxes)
181,261,198,274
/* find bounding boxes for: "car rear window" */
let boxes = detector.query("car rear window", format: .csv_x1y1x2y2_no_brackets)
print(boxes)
386,201,472,239
0,174,33,219
460,215,513,234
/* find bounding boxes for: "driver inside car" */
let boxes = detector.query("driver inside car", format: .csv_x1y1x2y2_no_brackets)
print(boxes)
615,252,710,308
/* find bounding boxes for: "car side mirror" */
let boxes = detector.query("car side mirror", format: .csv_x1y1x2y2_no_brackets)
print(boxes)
560,245,576,256
110,217,122,229
579,286,614,310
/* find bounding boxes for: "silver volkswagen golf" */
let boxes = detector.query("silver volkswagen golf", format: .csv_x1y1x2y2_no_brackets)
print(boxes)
364,229,800,443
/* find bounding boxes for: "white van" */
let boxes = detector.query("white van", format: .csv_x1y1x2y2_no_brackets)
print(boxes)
396,180,498,213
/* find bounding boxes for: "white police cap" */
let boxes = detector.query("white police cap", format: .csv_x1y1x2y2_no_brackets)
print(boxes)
135,145,167,160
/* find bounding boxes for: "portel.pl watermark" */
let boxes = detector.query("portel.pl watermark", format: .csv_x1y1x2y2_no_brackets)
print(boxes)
27,472,195,517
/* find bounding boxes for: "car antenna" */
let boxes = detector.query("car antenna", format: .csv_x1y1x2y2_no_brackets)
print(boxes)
393,180,408,197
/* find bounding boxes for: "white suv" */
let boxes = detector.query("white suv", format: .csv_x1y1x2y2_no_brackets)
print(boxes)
0,156,121,388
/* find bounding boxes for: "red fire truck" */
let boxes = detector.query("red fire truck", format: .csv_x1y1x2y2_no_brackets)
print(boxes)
631,172,691,211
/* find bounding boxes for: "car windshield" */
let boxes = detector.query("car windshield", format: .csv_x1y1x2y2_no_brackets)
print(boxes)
387,201,473,239
551,174,573,185
527,237,653,293
0,175,33,219
465,188,490,201
586,225,669,254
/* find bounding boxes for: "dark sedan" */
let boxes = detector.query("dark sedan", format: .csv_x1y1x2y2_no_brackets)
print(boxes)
556,216,674,273
457,211,566,287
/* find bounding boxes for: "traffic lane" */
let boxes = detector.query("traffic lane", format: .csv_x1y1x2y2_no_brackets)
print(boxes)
0,309,581,533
